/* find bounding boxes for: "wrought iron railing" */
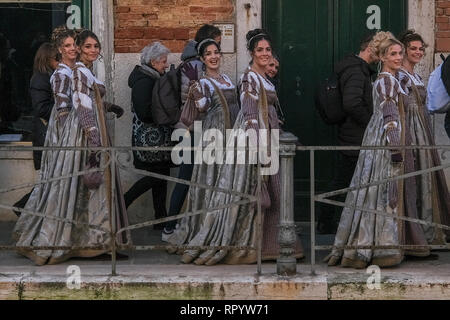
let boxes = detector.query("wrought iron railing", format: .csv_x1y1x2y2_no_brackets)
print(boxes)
0,132,449,277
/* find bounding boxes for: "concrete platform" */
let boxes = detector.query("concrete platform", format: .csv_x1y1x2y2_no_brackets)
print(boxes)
0,222,449,300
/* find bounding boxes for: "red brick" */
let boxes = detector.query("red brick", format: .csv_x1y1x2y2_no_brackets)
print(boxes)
118,19,148,28
437,1,450,8
142,13,158,20
189,6,204,14
115,28,144,39
436,38,450,51
438,22,450,31
114,0,234,52
159,28,174,40
204,6,233,14
115,6,130,13
437,8,444,16
436,16,449,23
116,13,145,20
143,28,160,39
114,39,134,46
129,5,157,14
115,46,130,53
173,27,190,39
162,40,186,53
437,31,450,38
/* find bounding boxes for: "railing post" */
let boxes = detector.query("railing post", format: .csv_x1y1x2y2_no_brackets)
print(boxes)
277,131,298,276
110,148,117,276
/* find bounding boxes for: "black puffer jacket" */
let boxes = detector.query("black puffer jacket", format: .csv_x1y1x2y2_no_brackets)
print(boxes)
335,54,375,156
128,65,161,170
29,71,53,170
128,65,157,124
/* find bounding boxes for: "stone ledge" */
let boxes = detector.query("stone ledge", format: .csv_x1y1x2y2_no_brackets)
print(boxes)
0,265,448,300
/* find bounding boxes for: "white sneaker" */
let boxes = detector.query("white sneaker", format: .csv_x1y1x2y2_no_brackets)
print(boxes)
161,227,174,243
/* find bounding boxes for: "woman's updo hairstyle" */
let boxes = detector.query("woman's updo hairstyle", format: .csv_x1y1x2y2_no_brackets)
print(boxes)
398,29,428,54
369,31,403,60
196,38,221,57
246,28,272,52
51,26,76,61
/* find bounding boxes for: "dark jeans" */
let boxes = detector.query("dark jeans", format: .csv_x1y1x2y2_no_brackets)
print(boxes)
317,152,358,233
124,166,170,229
165,134,195,230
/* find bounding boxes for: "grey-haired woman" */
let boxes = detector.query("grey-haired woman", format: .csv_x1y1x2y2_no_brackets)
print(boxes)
124,41,172,229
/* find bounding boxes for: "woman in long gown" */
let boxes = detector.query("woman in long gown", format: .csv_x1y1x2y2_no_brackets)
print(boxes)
168,30,303,265
166,39,240,260
398,30,450,246
325,32,410,268
12,29,128,265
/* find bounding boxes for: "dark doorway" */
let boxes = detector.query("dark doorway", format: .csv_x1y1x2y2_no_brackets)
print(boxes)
263,0,407,221
0,2,70,141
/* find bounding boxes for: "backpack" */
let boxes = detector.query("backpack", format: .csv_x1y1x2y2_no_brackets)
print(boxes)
426,54,450,114
441,53,450,96
314,71,346,125
151,63,183,126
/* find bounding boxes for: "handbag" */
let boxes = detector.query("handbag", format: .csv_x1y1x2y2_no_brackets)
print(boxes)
132,112,175,164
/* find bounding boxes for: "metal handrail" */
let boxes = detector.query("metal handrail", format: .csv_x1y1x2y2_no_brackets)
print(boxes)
0,141,449,277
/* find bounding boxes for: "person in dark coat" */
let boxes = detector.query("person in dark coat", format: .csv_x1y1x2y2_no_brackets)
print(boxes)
30,42,59,169
317,33,379,234
265,53,285,127
12,42,58,216
125,41,171,229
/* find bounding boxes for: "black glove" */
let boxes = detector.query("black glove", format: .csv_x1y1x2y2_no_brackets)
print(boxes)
182,63,199,81
88,151,100,168
391,152,403,163
108,104,124,118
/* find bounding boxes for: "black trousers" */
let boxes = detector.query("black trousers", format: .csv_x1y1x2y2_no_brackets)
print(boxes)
124,166,170,228
317,152,358,233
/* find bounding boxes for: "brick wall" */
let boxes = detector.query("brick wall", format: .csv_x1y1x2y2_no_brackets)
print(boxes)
436,0,450,52
114,0,234,53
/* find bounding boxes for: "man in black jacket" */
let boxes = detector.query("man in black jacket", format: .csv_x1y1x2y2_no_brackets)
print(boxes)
317,33,378,234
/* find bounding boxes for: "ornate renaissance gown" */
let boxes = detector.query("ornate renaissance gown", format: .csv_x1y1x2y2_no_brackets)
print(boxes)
326,72,411,268
168,68,303,265
398,68,450,245
12,62,129,265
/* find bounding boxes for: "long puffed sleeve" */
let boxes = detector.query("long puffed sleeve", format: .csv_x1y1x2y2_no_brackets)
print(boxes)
375,75,401,148
72,66,100,147
51,71,72,125
239,72,260,130
179,80,211,129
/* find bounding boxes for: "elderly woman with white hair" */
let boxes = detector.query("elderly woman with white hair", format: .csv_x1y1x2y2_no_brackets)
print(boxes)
124,41,172,229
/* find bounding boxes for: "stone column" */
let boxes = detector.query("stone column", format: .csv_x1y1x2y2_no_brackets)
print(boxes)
277,131,298,276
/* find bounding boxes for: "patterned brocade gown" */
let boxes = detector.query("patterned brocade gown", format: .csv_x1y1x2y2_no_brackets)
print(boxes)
12,62,129,265
399,68,450,245
168,68,303,265
325,72,410,268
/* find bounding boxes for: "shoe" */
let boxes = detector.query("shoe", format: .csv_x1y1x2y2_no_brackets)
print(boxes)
161,227,174,242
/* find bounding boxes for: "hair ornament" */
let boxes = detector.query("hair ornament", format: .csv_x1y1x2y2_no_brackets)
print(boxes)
197,38,218,55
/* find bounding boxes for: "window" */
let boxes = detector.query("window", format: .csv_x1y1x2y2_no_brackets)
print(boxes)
0,1,90,143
